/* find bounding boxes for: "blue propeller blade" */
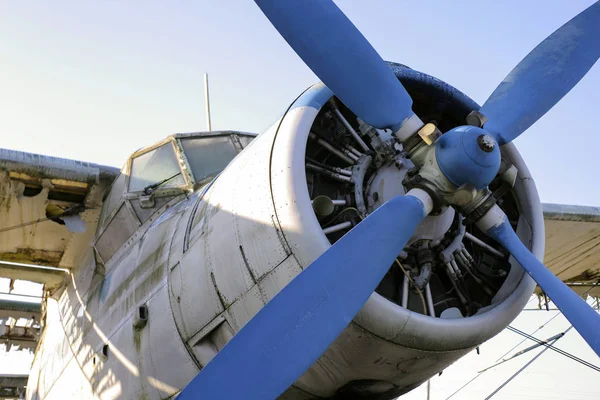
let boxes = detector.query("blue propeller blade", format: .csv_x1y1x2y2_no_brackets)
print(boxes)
484,215,600,357
255,0,414,131
481,2,600,145
178,194,429,399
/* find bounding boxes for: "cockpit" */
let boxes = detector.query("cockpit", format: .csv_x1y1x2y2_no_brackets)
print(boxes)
93,131,256,267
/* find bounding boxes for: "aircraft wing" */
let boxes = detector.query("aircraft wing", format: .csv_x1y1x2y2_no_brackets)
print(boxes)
541,203,600,298
0,149,118,291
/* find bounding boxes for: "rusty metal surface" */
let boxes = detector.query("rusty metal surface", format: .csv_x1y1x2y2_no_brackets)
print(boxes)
0,148,119,184
0,150,118,276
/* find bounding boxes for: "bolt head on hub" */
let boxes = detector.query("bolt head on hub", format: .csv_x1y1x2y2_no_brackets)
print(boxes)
477,134,496,153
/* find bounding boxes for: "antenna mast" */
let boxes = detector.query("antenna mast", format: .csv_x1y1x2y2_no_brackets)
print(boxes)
204,72,212,131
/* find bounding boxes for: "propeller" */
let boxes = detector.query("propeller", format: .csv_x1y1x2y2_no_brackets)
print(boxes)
481,2,600,145
478,206,600,356
253,0,415,132
177,192,431,399
179,1,600,398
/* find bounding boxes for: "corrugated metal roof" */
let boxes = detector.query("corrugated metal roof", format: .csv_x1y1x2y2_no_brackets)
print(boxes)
543,203,600,287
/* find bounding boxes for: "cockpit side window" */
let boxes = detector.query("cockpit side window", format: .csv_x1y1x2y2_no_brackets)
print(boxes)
95,203,139,263
129,143,185,193
99,172,126,228
180,136,238,184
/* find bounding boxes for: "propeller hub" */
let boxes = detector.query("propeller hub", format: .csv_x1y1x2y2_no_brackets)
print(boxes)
435,126,501,190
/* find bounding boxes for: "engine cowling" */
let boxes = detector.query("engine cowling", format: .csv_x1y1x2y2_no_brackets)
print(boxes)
167,64,542,399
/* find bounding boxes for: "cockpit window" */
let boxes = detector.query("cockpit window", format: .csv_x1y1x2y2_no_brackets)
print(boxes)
96,162,129,236
129,143,185,192
180,136,239,183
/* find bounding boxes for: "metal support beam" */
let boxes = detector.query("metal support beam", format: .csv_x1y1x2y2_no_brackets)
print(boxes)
0,260,68,291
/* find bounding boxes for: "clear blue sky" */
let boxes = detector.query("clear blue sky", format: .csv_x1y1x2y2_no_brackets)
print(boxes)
1,1,599,398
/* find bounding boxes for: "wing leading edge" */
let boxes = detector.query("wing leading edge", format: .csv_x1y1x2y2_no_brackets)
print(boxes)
0,148,118,291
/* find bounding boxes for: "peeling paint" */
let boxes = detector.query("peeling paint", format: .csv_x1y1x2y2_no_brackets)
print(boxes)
0,248,63,266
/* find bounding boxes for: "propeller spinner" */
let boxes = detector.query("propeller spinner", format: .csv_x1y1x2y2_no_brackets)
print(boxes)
179,1,600,398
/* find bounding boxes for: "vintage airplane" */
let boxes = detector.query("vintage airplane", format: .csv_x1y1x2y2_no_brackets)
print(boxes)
1,1,599,399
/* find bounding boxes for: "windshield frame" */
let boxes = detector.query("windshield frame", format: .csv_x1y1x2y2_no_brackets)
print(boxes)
122,131,257,196
174,133,243,188
125,138,191,195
